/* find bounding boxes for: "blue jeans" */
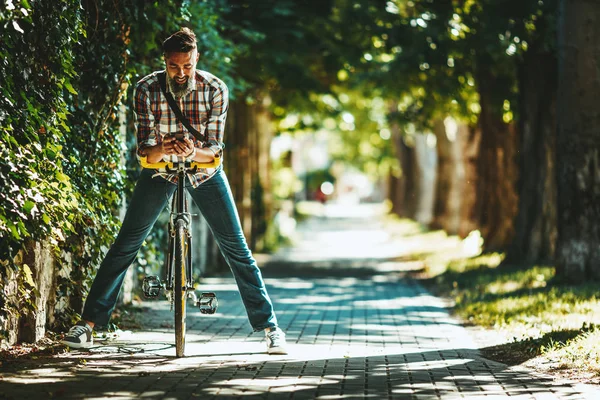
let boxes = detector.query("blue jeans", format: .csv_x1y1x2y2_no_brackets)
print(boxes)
81,168,278,332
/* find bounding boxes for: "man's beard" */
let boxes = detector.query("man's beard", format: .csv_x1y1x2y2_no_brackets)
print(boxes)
167,73,194,99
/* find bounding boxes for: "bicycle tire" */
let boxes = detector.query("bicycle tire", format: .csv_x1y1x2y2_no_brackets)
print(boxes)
174,224,187,357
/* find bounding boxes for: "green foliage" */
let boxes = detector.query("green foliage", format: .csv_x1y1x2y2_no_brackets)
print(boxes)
220,0,345,103
329,0,557,127
272,165,303,200
0,0,88,332
258,0,557,200
327,90,397,179
57,0,137,312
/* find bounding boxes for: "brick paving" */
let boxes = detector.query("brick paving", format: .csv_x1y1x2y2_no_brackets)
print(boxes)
1,204,599,399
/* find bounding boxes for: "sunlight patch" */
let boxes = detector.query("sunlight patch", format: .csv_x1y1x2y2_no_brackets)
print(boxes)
403,358,472,370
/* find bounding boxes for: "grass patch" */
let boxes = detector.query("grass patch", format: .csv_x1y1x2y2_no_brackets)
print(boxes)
419,252,600,382
427,256,600,335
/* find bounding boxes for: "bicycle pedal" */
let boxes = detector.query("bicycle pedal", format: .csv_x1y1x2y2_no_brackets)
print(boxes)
142,276,162,298
197,292,218,314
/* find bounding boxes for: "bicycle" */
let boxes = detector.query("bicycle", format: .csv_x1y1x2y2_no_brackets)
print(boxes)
139,154,220,358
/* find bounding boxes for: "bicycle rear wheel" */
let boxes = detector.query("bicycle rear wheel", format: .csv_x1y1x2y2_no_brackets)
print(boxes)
174,224,187,357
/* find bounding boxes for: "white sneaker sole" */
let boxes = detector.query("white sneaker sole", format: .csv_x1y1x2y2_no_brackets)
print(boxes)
267,347,288,355
61,339,93,349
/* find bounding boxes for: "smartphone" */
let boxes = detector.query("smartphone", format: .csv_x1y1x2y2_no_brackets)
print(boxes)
171,132,186,142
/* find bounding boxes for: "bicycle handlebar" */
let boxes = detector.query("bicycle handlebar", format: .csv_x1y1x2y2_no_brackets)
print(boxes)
140,155,222,170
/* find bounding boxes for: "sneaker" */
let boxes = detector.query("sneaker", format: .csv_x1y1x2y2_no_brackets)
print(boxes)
62,321,93,349
266,327,288,355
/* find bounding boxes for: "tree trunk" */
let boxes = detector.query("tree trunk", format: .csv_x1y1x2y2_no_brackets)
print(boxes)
391,127,419,219
506,50,557,264
458,123,481,238
413,132,437,226
431,119,452,231
431,118,466,235
387,171,404,217
555,0,600,282
475,70,519,251
226,101,253,240
211,100,252,274
250,97,274,251
6,240,72,345
388,111,408,217
225,96,273,254
118,103,135,305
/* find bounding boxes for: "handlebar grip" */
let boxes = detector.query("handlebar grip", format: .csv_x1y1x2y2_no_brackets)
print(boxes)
140,156,221,170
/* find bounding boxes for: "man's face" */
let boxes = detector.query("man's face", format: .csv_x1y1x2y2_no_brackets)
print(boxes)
165,49,198,84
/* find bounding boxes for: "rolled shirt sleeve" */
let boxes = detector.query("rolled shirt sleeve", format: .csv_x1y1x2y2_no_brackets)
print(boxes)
205,80,229,156
133,80,158,159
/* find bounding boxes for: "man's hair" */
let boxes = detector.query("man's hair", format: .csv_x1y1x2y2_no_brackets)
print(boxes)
163,27,197,55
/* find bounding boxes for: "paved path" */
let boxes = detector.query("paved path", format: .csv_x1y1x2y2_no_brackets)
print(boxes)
1,204,599,399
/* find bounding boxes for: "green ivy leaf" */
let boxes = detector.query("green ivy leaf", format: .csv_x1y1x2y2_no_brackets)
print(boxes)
55,171,69,183
8,221,21,240
22,264,35,286
64,80,78,95
60,121,71,132
46,147,57,160
23,200,35,214
17,221,29,237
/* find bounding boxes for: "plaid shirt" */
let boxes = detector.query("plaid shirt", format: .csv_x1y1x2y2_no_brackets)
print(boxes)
133,69,229,187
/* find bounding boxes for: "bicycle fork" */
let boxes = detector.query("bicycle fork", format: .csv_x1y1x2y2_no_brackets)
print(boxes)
142,185,218,314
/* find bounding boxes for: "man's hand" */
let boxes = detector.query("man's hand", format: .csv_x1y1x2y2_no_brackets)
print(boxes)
162,135,194,157
142,135,217,163
142,135,194,163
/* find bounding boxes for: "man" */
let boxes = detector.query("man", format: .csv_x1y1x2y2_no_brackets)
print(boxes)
62,27,287,355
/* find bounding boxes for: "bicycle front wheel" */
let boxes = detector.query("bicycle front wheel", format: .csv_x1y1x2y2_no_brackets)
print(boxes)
174,224,187,357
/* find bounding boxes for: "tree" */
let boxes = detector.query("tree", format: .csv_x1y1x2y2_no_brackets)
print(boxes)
331,0,516,247
218,0,352,252
506,10,558,264
555,0,600,282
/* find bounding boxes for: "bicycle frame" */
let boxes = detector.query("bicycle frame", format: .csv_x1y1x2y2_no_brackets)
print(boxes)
164,163,193,293
140,154,221,357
